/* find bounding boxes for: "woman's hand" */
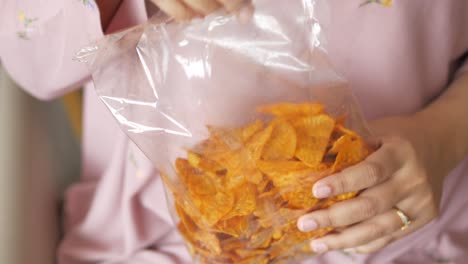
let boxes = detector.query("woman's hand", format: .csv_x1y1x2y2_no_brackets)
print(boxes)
297,115,450,254
149,0,248,20
297,70,468,254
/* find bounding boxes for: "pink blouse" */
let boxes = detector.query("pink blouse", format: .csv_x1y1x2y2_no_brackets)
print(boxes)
1,0,467,263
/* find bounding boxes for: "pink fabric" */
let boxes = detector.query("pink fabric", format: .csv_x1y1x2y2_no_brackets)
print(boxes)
1,0,468,263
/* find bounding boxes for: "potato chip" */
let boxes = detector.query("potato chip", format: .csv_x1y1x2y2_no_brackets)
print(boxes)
213,216,249,238
236,255,269,264
177,222,196,246
262,118,297,160
335,123,359,138
194,230,222,255
245,124,273,161
222,184,257,219
257,160,326,189
193,191,235,227
257,160,312,177
207,126,243,150
243,219,261,239
235,249,267,259
187,151,224,173
330,134,369,172
257,177,270,193
209,147,243,170
175,158,197,183
193,138,230,161
247,227,273,249
176,158,221,196
257,102,324,117
292,114,335,167
175,202,197,234
224,167,248,190
254,193,283,226
238,119,265,142
221,236,249,252
281,186,319,209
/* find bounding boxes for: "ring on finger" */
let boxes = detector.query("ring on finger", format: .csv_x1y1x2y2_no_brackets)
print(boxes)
393,207,411,231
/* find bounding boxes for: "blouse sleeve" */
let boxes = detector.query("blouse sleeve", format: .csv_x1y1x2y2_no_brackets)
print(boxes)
58,139,192,264
0,0,103,100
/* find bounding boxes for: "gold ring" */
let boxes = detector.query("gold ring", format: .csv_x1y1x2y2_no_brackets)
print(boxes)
394,207,411,231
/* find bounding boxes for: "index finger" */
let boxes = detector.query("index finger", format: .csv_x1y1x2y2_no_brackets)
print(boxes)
312,140,402,199
215,0,248,11
151,0,198,21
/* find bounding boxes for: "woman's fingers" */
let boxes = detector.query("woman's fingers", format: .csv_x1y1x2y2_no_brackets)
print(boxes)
317,196,438,254
182,0,221,15
215,0,247,11
351,235,394,254
308,210,403,253
312,141,402,199
151,0,248,20
298,180,402,232
150,0,198,20
350,199,437,254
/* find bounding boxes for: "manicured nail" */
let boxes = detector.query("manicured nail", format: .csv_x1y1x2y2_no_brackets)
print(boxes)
313,184,332,198
298,219,318,232
311,241,328,254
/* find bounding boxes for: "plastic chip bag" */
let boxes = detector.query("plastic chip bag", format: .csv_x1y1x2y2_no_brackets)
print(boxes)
78,0,375,263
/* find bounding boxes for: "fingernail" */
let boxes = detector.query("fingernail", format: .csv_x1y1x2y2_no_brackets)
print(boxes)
311,241,328,254
313,184,332,198
298,219,318,232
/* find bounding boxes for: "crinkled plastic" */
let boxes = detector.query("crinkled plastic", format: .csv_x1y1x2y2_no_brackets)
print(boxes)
78,1,374,263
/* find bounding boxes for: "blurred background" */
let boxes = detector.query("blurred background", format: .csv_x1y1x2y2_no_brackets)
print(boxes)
0,65,81,264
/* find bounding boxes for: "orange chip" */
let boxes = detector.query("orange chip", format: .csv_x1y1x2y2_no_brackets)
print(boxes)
257,102,324,117
176,158,221,196
257,160,326,188
189,173,220,196
238,119,265,142
235,249,267,259
281,186,320,209
176,202,197,234
211,149,244,172
330,134,369,172
257,160,311,176
194,230,222,255
247,227,273,249
213,215,249,238
292,114,335,167
222,184,257,219
175,158,196,184
177,222,196,246
257,177,270,193
245,124,273,161
207,126,243,148
253,192,283,225
221,236,249,252
236,254,269,264
335,123,359,138
187,151,224,173
193,138,230,161
192,191,235,227
224,169,247,190
262,118,297,160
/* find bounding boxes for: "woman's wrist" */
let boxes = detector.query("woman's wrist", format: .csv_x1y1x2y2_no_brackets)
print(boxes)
413,72,468,177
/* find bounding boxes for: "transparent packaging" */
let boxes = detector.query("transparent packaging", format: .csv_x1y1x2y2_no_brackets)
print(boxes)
78,1,374,263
